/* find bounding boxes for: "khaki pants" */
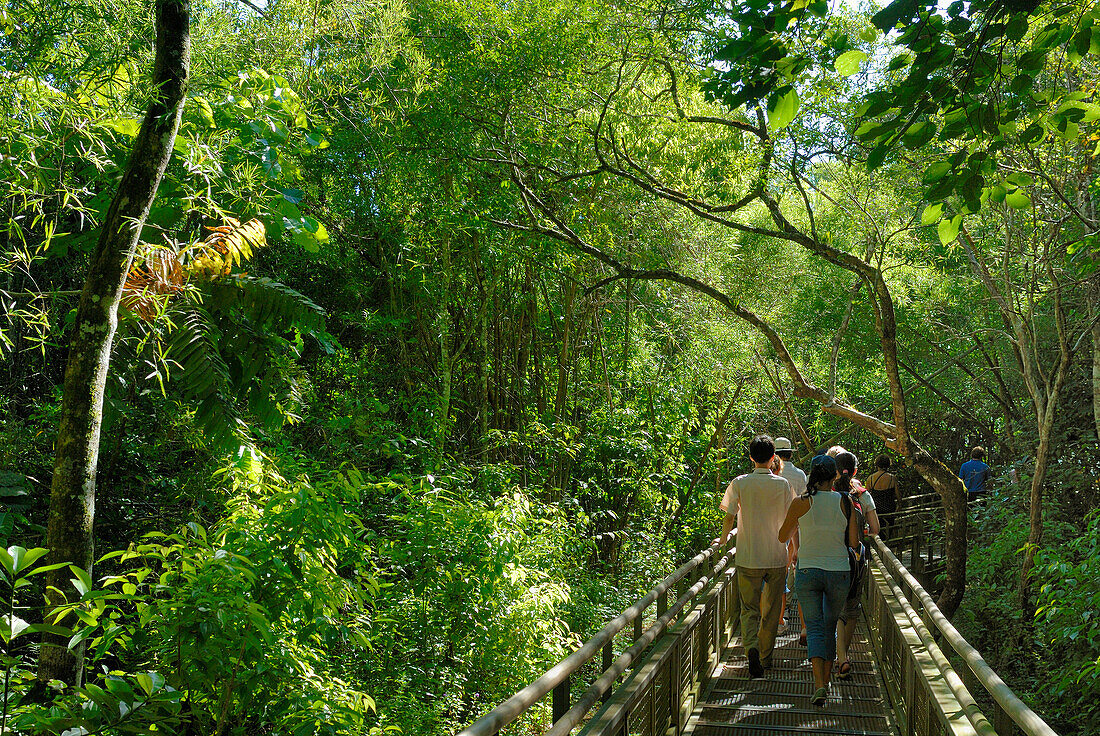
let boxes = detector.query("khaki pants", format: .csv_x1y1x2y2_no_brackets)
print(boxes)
737,565,787,666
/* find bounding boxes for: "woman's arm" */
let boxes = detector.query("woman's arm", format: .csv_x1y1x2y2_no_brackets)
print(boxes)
865,508,881,537
846,498,862,549
778,497,810,543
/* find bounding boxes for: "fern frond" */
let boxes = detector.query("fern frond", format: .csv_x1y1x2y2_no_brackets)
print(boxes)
166,306,251,452
184,218,267,280
121,243,187,321
207,275,325,336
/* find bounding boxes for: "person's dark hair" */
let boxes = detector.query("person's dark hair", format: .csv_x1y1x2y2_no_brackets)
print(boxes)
971,446,985,460
748,435,775,464
834,451,859,496
806,455,837,494
776,449,793,460
875,454,891,471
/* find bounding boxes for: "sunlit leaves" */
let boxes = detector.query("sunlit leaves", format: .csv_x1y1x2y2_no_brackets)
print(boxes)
1005,189,1031,209
766,87,800,132
937,214,962,245
921,203,943,226
835,49,867,76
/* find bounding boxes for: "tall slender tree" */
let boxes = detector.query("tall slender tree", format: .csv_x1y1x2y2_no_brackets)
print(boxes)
38,0,190,686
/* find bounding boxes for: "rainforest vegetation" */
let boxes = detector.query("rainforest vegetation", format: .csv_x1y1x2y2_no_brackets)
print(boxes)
0,0,1098,732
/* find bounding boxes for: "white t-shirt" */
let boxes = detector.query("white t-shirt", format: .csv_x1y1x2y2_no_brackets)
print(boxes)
852,481,876,512
780,463,808,498
721,469,793,569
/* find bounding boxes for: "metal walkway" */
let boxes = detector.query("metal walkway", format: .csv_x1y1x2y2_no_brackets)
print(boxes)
457,535,1060,736
685,608,893,736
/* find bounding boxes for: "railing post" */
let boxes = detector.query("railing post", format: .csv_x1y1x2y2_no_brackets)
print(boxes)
600,640,613,703
635,612,643,642
553,678,570,723
994,700,1019,736
657,589,667,618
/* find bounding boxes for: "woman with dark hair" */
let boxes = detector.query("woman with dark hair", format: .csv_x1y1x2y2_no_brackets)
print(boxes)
867,454,900,539
778,455,861,707
832,451,878,681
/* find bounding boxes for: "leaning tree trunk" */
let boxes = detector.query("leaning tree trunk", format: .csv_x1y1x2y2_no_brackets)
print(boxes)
910,449,968,614
38,0,190,687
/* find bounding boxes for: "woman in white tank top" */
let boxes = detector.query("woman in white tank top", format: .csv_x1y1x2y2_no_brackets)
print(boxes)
778,454,861,708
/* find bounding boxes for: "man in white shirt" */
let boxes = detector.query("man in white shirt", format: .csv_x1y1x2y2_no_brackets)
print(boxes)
720,435,793,678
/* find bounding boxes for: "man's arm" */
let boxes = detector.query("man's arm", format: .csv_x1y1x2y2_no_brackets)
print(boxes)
720,512,736,546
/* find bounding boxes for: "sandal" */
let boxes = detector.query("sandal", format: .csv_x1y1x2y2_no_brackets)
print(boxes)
837,660,852,680
811,686,828,707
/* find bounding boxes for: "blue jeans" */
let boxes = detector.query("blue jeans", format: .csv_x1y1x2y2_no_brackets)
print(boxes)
794,567,850,662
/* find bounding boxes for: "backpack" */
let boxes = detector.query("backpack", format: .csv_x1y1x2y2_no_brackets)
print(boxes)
840,492,867,601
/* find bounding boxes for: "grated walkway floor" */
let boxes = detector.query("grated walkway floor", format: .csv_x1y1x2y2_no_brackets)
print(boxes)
684,606,896,736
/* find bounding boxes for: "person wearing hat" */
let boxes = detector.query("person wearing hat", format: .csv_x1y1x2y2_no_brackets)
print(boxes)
774,436,807,497
773,437,806,637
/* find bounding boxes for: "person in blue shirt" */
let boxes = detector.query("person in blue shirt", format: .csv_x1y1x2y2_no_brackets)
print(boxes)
959,446,991,501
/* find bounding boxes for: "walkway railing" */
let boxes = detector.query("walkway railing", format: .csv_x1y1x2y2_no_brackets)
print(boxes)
458,530,1060,736
868,536,1058,736
456,535,739,736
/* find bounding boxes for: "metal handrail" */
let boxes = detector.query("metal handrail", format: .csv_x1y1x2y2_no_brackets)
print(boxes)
873,536,1059,736
456,536,733,736
871,547,997,736
544,545,735,736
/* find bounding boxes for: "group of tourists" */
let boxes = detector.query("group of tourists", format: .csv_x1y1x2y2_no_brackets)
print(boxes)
718,435,897,708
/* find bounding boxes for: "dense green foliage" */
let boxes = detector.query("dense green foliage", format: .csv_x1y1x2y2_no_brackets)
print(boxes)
0,0,1097,733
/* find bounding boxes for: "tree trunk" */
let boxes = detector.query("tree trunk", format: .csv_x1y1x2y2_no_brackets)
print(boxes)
435,280,452,468
1092,292,1100,442
478,268,489,453
1018,417,1052,621
39,0,190,687
910,449,968,616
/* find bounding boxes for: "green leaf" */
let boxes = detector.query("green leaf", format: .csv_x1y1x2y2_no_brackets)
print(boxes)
1006,172,1034,187
938,214,962,245
1006,14,1029,42
866,143,890,170
835,50,867,77
68,625,97,650
194,96,216,129
99,118,141,138
922,161,952,184
871,0,919,33
13,547,48,574
27,623,73,637
902,121,937,149
766,87,800,133
136,671,166,695
0,547,14,578
921,203,943,226
1006,190,1031,209
8,546,28,576
287,216,329,253
69,565,93,597
1,615,31,643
